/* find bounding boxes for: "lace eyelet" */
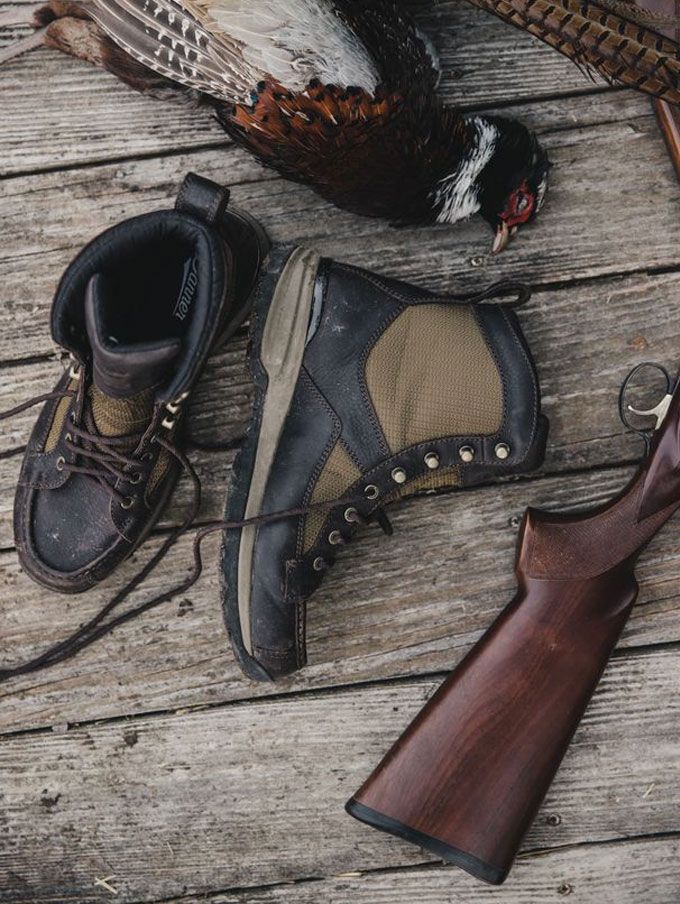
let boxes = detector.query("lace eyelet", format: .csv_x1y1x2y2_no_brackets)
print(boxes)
141,451,154,462
459,445,475,463
364,484,379,500
64,432,73,443
128,472,142,485
120,498,134,510
56,456,65,472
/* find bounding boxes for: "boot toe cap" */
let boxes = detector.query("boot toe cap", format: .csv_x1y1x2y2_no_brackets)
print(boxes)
18,478,125,590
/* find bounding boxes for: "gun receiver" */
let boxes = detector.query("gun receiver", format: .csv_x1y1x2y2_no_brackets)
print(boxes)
347,363,680,884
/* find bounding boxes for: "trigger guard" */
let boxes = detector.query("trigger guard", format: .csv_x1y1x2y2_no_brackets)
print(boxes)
618,361,673,434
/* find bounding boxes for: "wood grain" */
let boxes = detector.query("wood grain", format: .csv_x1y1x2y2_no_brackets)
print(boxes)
1,647,678,902
1,1,679,899
3,463,680,735
1,93,678,372
164,836,680,904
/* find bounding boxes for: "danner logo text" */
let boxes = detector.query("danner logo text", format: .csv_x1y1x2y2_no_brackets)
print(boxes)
174,257,199,321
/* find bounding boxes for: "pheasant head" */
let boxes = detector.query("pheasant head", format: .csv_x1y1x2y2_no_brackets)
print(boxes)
431,115,550,252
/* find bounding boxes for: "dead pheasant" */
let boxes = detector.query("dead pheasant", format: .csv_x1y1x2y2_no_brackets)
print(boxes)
3,0,680,251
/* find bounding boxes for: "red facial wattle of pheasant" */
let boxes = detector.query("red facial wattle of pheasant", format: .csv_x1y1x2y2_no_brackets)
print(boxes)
4,0,680,251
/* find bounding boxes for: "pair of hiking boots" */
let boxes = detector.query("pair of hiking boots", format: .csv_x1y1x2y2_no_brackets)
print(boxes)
7,174,548,683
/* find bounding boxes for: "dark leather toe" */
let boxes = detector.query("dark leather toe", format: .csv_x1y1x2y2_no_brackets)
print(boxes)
30,477,120,575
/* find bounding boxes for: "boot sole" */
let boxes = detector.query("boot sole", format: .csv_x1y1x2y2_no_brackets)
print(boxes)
221,245,321,682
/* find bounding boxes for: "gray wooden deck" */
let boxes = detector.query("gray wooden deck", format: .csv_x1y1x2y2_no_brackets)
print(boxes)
1,2,680,902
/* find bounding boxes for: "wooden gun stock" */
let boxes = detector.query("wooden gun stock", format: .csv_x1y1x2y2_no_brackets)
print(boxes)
347,374,680,885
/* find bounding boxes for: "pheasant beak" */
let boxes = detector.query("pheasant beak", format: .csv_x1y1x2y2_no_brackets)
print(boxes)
491,221,510,255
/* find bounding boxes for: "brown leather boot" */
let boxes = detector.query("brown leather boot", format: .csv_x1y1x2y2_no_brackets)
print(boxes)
14,173,268,593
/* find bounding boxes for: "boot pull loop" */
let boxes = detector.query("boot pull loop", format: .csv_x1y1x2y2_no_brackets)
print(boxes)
449,281,532,308
175,173,231,226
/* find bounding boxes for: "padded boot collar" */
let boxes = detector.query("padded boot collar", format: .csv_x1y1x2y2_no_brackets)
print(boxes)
50,208,229,405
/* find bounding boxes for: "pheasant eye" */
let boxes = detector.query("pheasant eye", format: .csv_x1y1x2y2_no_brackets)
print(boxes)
515,192,529,213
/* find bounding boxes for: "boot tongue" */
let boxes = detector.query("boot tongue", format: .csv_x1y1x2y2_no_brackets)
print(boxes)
86,274,181,399
85,274,181,438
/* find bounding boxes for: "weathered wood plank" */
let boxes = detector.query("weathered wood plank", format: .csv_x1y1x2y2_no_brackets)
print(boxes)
166,836,680,904
1,647,678,902
1,92,678,367
0,2,603,175
2,463,680,734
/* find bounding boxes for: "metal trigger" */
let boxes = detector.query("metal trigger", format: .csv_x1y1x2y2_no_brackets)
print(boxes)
627,393,673,430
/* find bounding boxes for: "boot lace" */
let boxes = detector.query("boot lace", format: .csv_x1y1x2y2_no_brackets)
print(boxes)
0,279,529,681
0,388,369,682
0,388,149,506
63,418,147,505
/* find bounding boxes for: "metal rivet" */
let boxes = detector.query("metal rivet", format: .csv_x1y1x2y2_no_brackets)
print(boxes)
120,498,134,510
391,467,407,484
328,530,344,546
344,507,359,523
495,442,510,460
459,446,475,463
424,452,440,470
364,484,379,499
56,456,65,471
313,557,325,571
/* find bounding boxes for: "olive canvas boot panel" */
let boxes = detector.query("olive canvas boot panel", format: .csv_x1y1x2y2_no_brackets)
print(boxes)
221,245,548,682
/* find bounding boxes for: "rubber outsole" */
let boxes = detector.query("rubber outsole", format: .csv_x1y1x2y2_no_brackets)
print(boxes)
220,244,320,682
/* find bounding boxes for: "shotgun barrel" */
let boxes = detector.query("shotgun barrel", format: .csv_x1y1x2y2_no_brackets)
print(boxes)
347,364,680,884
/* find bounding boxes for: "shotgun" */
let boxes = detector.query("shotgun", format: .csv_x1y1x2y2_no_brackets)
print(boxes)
346,362,680,884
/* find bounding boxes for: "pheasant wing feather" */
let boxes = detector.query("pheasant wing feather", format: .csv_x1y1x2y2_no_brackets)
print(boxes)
335,0,441,92
90,0,258,101
89,0,388,104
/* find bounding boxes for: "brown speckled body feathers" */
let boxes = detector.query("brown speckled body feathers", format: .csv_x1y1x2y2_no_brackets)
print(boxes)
227,81,473,222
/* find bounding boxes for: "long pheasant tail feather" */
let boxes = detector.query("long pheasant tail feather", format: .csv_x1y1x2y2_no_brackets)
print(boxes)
473,0,680,104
